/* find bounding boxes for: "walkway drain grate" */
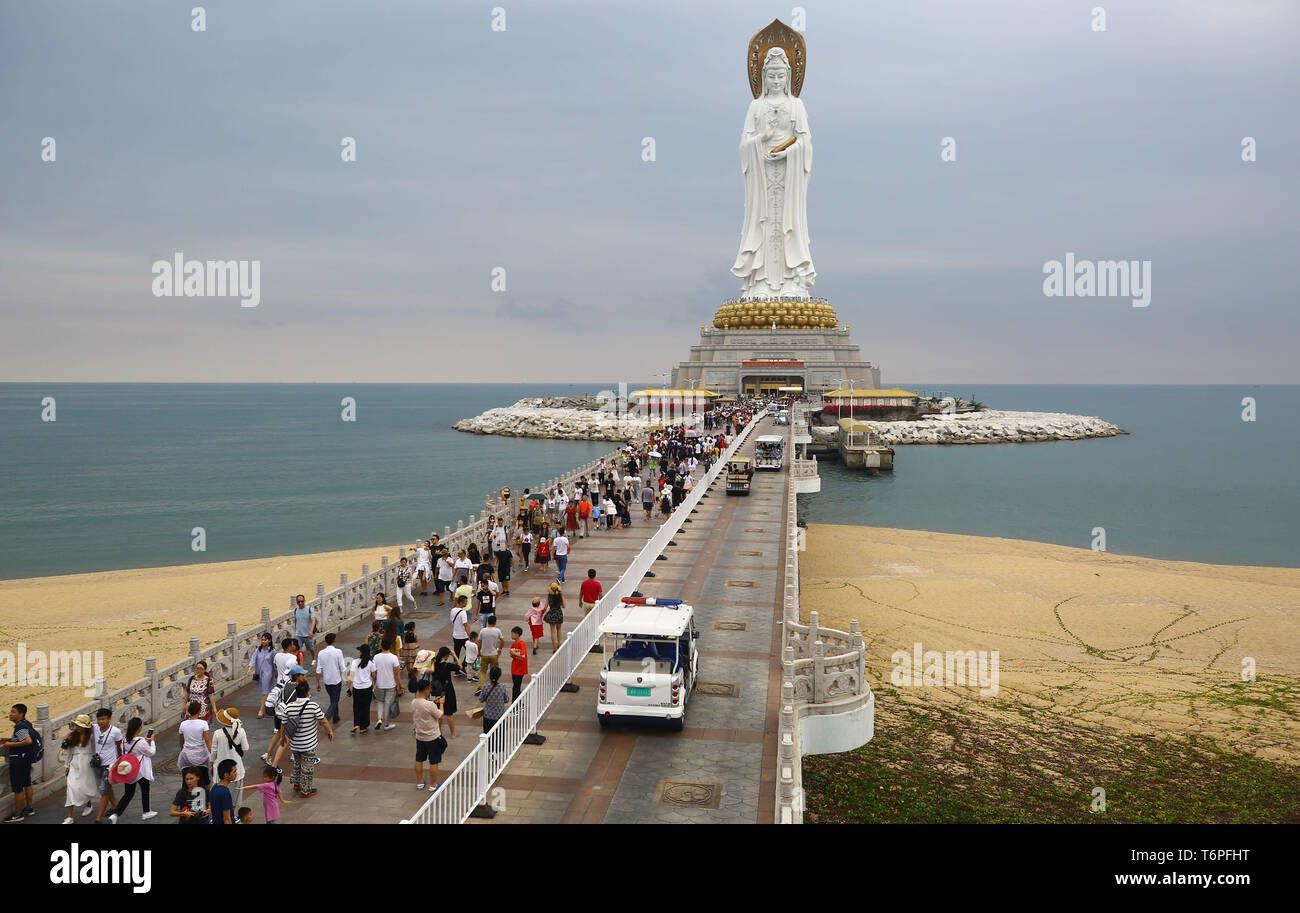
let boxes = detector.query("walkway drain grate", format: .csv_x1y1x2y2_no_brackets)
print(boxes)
734,549,762,557
724,579,755,588
695,681,739,698
742,527,766,533
655,779,722,809
712,621,749,631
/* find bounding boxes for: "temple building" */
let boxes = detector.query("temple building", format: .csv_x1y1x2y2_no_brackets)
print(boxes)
820,387,919,416
671,298,882,397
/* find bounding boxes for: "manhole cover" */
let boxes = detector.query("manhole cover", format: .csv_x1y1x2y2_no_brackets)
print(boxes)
712,621,749,631
734,549,762,557
655,779,722,808
724,579,755,588
743,527,766,533
695,681,739,698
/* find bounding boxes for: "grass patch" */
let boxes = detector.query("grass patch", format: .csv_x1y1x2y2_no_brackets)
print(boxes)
803,698,1300,823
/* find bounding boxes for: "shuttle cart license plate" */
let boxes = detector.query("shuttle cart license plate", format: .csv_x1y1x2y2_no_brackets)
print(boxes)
626,686,652,697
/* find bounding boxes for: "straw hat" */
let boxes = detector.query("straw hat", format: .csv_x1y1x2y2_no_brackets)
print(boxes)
216,708,240,727
72,714,92,729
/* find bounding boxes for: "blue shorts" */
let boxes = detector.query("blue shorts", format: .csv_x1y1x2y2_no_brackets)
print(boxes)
7,757,31,791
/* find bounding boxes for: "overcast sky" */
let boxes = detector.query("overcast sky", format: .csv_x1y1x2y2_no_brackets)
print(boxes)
1,1,1296,383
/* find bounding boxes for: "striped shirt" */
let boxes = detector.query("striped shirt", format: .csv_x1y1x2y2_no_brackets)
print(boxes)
275,697,325,752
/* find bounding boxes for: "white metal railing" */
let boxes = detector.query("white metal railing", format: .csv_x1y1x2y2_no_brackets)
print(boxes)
401,417,761,824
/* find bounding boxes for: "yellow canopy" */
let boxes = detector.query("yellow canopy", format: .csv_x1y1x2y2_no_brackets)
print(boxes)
630,388,720,397
822,387,918,398
836,418,877,433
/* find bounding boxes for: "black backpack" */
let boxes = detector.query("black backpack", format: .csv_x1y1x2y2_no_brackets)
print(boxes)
19,722,42,763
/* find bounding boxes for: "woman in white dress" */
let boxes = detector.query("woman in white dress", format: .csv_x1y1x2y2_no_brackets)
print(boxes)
415,541,432,596
210,708,249,793
61,714,97,823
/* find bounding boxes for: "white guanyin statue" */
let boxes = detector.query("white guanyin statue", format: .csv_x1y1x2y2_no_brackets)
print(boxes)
731,44,815,300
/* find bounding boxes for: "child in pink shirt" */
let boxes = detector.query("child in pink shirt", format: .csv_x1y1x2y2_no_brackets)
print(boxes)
238,765,290,823
526,598,546,655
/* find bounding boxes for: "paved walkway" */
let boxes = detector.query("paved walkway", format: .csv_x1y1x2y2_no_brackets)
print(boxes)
23,420,785,825
470,421,788,824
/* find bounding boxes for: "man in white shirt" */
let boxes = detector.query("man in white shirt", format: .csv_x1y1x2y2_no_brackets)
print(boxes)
92,709,123,823
314,632,346,724
449,595,472,671
552,531,570,583
372,646,403,732
435,551,455,606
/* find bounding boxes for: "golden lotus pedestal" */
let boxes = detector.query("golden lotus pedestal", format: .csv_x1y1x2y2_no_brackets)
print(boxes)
712,300,839,330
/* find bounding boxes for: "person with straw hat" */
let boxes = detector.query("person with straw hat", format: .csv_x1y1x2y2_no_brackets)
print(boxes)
212,707,249,794
60,714,97,824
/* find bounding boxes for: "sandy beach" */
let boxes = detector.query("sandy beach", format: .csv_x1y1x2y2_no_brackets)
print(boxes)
0,544,404,717
801,525,1300,764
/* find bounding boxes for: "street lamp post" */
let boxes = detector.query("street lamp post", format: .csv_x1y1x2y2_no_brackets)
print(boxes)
837,376,857,446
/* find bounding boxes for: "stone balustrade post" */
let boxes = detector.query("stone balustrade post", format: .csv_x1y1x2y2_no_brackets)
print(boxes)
361,564,369,577
146,657,159,721
850,619,864,692
227,621,239,684
35,703,51,783
808,611,819,648
260,605,270,627
444,526,451,541
813,639,825,703
189,637,200,659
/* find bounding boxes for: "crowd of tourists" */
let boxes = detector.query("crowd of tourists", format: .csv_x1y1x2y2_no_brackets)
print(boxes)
2,405,759,824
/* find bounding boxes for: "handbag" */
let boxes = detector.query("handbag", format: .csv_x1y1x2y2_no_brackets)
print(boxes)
388,693,400,718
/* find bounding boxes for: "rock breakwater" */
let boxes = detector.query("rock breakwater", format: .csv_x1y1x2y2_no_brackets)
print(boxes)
816,409,1126,445
453,399,649,441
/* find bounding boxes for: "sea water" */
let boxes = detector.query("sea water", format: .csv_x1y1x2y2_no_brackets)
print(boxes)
0,384,615,580
1,383,1295,579
798,384,1299,568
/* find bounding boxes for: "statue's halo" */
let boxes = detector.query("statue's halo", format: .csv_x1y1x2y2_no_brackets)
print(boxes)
748,19,806,98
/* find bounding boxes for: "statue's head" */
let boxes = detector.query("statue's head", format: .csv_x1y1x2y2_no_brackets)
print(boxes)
762,47,792,96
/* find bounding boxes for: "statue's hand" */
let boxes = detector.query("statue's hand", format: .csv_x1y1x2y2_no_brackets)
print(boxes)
767,147,789,160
